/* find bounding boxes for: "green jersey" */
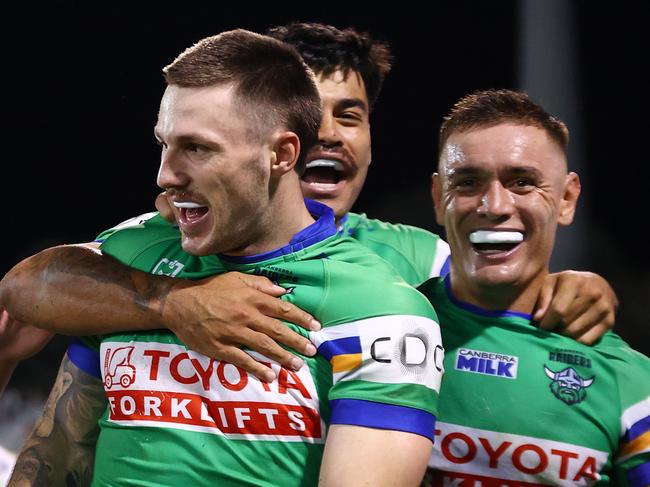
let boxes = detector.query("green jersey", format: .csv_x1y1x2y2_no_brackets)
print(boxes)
340,212,450,286
84,200,444,487
418,276,650,487
96,210,451,286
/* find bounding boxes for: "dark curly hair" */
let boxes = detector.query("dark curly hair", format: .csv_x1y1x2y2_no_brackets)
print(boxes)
266,22,392,110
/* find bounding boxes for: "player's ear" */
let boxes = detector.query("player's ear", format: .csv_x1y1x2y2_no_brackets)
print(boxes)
431,172,444,226
558,172,581,226
270,131,300,175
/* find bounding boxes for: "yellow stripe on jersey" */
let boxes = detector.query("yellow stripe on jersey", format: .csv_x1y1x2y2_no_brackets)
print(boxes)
618,430,650,462
331,353,362,373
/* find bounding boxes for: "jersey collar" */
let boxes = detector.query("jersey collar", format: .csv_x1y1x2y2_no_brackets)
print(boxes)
443,274,533,320
218,199,337,264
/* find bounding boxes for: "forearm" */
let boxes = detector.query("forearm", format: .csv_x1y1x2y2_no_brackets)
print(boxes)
0,244,175,335
8,354,106,487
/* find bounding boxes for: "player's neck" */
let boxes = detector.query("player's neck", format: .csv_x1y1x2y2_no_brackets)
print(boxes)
449,271,547,316
226,177,315,257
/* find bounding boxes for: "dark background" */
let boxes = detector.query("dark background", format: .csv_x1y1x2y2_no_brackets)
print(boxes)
3,2,648,411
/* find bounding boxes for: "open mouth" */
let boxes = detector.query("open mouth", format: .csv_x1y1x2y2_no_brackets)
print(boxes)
469,230,524,254
301,159,345,187
173,201,209,224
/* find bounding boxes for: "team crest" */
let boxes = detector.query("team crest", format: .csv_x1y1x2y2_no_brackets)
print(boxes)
544,365,594,405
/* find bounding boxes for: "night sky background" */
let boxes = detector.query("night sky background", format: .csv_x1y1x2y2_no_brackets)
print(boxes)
3,2,648,410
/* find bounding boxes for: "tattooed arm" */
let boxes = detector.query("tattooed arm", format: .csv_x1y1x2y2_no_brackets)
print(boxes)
0,243,175,335
0,244,319,380
8,354,106,487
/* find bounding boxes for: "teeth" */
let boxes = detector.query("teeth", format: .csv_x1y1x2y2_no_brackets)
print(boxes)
306,182,337,188
305,159,344,171
173,201,205,209
469,230,524,244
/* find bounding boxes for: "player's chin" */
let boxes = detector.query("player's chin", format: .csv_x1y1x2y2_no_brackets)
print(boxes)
180,232,215,257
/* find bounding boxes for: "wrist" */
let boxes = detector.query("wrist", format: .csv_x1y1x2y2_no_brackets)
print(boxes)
129,270,178,331
155,277,192,333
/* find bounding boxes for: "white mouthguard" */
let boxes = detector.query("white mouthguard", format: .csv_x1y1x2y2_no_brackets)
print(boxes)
173,201,205,209
469,230,524,244
305,159,344,171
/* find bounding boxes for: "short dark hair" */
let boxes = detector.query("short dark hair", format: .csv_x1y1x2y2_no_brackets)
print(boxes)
266,22,392,110
439,89,569,159
163,29,321,170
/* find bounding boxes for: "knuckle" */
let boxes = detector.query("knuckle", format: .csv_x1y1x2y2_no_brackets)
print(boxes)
278,301,293,315
264,321,285,340
231,308,252,323
256,336,277,355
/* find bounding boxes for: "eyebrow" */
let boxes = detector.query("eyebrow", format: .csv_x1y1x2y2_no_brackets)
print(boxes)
446,166,487,178
153,129,219,147
336,97,368,113
448,165,544,177
504,166,544,179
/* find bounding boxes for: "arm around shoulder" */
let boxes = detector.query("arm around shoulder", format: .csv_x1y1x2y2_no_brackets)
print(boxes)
0,243,174,335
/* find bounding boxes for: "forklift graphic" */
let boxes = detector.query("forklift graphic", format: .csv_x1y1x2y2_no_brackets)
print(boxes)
103,346,136,389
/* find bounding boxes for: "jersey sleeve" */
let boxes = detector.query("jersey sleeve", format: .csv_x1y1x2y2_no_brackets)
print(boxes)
310,261,444,441
410,228,450,280
344,214,450,286
67,337,102,379
97,213,185,269
94,211,160,242
612,346,650,487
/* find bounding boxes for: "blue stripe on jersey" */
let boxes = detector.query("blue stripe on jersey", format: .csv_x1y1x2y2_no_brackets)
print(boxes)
444,275,532,320
628,460,650,487
317,336,362,361
440,254,451,276
218,199,337,264
67,339,101,378
626,415,650,442
330,398,436,441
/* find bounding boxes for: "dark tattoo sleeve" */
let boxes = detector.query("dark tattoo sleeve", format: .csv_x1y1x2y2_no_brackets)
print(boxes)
8,353,106,487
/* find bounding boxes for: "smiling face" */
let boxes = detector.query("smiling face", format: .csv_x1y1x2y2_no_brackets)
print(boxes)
155,84,274,256
432,123,581,310
300,70,372,221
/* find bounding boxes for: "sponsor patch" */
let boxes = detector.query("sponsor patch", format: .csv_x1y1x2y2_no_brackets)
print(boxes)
428,421,608,486
455,348,519,379
100,342,324,443
310,315,444,392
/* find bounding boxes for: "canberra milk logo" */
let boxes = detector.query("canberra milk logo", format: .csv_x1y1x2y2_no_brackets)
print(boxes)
544,366,594,405
455,348,519,379
152,258,185,277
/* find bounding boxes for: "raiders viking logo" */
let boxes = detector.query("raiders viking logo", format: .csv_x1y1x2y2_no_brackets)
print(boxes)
544,366,594,405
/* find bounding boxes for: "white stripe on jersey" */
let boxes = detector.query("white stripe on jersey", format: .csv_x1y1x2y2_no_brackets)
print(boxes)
429,239,451,278
620,396,650,437
310,315,444,392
